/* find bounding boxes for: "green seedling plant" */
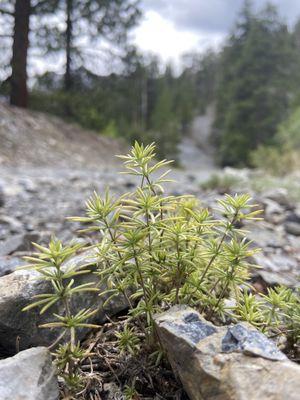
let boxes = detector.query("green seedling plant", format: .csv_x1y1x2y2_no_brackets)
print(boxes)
116,324,141,355
233,286,300,353
123,383,140,400
73,142,262,335
262,286,300,348
22,238,99,394
22,142,300,396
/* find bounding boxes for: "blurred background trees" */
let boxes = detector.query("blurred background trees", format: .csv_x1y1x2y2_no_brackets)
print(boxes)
1,0,300,167
214,2,296,166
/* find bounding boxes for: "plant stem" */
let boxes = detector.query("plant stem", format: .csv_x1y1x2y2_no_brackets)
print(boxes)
104,219,134,309
133,247,153,325
207,260,236,319
175,238,182,304
187,212,238,304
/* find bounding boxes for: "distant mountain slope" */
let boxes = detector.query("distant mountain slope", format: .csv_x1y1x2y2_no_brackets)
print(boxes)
0,102,125,168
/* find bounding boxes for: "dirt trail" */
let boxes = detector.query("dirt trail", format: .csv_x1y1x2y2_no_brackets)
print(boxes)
178,105,217,180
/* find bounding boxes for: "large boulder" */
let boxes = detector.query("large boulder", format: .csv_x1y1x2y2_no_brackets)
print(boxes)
0,250,128,355
0,347,58,400
155,306,300,400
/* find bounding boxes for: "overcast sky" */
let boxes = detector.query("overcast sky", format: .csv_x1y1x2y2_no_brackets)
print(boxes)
133,0,300,65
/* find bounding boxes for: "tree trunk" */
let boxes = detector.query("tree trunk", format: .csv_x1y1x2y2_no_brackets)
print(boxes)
64,0,73,90
10,0,31,108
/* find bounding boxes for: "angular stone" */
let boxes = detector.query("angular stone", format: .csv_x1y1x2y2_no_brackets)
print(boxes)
0,347,58,400
220,354,300,400
285,221,300,236
0,255,24,277
155,306,300,400
251,252,299,287
155,306,227,399
170,311,217,345
285,210,300,224
0,234,25,256
263,188,293,210
222,323,287,361
0,250,128,355
247,223,285,249
258,269,299,288
0,232,39,256
0,215,23,234
263,199,285,225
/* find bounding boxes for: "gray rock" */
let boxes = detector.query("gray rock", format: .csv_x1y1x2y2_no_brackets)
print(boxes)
0,347,58,400
247,223,285,249
220,354,300,400
169,311,217,345
0,182,4,208
221,323,287,361
19,177,38,193
263,188,293,210
0,234,25,256
252,252,299,287
263,199,285,225
0,232,40,256
0,255,24,277
285,221,300,236
0,215,23,234
155,306,300,400
258,269,299,288
285,209,300,224
0,250,128,355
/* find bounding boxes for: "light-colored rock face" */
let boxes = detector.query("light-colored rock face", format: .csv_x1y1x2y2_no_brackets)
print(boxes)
0,347,58,400
155,306,300,400
0,251,128,355
220,355,300,400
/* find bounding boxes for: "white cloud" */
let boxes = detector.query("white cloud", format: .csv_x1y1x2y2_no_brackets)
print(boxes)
133,10,224,67
133,0,300,69
141,0,300,34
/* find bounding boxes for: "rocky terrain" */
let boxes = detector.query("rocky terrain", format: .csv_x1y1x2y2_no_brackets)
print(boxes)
0,102,299,287
0,103,299,399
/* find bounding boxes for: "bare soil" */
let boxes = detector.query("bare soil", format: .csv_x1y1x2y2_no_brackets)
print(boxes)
0,101,125,168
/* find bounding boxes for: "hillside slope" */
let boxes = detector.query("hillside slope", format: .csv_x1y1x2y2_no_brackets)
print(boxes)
0,102,125,168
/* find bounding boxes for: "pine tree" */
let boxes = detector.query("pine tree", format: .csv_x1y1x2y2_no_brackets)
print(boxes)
10,0,31,107
0,1,61,107
150,67,180,159
215,2,295,166
38,0,141,90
